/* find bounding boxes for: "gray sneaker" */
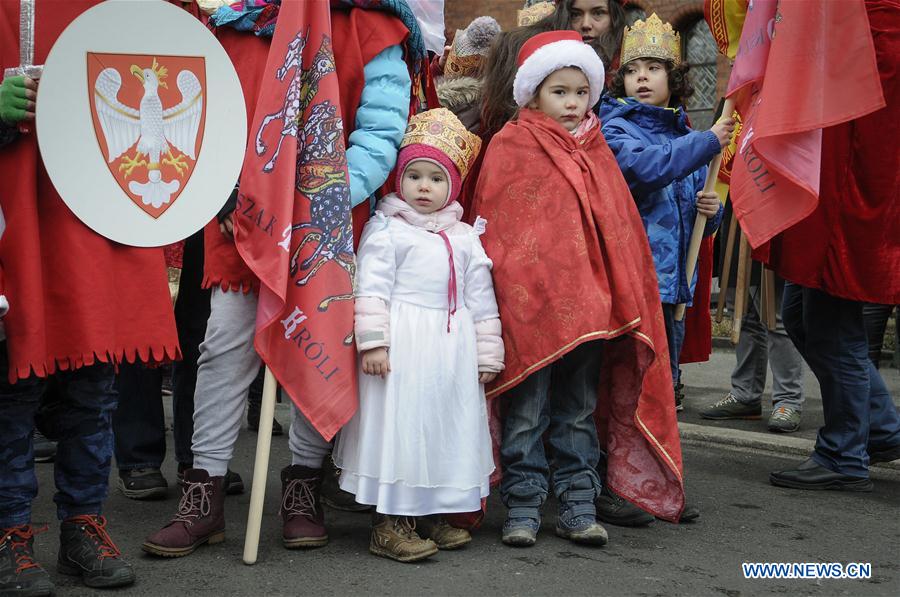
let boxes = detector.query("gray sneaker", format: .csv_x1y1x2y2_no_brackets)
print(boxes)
700,393,762,420
768,406,801,433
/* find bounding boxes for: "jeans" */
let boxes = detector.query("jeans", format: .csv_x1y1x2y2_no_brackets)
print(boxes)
0,342,118,527
500,341,604,511
731,283,804,410
113,231,209,470
782,283,900,477
661,303,685,387
862,303,895,369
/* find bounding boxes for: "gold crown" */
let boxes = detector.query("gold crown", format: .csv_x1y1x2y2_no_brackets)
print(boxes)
517,1,555,27
621,13,681,66
400,108,482,180
444,46,483,80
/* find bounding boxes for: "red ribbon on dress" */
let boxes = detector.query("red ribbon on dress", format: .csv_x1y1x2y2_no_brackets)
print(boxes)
436,230,457,332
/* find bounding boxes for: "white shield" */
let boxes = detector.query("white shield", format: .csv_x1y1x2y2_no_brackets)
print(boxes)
36,0,247,247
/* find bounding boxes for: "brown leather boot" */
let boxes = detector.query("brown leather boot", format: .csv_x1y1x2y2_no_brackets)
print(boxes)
280,465,328,549
370,515,438,563
141,469,225,557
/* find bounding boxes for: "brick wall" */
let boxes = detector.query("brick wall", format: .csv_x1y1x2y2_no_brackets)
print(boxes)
445,0,731,96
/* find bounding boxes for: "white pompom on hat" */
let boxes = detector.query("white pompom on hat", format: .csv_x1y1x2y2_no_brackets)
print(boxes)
512,30,605,108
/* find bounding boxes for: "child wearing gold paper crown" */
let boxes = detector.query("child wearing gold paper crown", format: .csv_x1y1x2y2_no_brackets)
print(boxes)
333,108,503,563
600,14,734,410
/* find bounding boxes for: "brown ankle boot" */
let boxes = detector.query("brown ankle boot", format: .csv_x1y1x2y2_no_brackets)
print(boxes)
141,468,225,557
280,465,328,549
370,515,438,563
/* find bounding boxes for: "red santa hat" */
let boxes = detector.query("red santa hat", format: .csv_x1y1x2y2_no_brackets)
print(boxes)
513,30,605,108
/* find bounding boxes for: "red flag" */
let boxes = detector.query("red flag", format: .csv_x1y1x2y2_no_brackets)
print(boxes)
726,0,885,248
234,1,357,441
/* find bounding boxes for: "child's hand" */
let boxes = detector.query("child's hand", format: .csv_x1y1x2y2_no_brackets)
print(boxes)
710,117,736,149
362,347,391,379
478,371,498,384
696,191,720,217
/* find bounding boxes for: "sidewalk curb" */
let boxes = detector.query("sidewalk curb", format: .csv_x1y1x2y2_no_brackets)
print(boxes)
678,422,900,472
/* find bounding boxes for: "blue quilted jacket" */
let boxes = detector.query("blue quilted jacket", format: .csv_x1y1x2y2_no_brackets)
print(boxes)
600,96,723,305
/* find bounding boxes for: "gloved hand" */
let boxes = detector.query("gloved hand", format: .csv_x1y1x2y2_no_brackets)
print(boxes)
0,75,37,125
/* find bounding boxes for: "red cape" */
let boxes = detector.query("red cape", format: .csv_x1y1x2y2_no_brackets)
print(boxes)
0,0,179,381
202,9,410,294
679,237,714,364
471,110,685,521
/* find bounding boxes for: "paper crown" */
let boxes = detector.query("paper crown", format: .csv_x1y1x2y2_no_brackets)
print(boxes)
400,108,481,180
445,16,501,80
621,13,681,66
517,1,556,27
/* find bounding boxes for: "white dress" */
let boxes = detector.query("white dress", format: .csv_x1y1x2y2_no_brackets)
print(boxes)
333,212,498,516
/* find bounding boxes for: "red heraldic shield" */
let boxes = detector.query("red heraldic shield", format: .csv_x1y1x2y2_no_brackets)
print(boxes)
234,2,357,441
88,53,207,219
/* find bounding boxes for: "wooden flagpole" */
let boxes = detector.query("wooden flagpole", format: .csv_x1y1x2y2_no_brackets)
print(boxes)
715,214,738,323
675,98,735,322
731,231,751,344
762,266,777,331
242,367,278,565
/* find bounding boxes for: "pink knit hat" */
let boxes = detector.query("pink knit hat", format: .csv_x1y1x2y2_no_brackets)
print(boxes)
395,145,461,207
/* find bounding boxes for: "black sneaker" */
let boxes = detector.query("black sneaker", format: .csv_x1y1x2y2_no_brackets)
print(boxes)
596,486,654,527
117,468,168,500
0,525,54,596
57,515,134,589
177,465,244,495
32,432,56,464
674,383,685,412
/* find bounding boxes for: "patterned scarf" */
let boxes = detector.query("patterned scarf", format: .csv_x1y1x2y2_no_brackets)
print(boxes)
208,0,426,71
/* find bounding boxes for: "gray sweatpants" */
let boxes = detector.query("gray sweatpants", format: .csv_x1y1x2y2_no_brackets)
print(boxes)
191,289,330,476
730,283,805,410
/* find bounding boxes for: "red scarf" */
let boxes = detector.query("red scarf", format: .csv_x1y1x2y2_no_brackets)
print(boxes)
471,109,685,521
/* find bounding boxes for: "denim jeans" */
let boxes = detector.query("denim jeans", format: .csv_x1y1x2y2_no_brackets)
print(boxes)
0,342,118,527
500,340,604,511
782,283,900,477
661,303,685,387
113,231,209,470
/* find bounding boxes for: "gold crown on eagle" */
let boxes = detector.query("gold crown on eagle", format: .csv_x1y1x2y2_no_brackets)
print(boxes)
400,108,481,180
621,13,682,66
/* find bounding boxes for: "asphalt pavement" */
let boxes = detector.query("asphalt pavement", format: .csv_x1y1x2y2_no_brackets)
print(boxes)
27,348,900,596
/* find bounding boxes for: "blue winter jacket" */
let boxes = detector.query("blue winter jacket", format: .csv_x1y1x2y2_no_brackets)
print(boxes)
347,45,411,210
600,96,723,305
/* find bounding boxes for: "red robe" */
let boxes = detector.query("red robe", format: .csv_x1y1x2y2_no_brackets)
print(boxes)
202,9,410,293
760,0,899,304
471,110,685,521
0,0,179,381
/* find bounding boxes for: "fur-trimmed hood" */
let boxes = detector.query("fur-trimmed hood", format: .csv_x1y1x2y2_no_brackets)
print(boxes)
437,76,483,112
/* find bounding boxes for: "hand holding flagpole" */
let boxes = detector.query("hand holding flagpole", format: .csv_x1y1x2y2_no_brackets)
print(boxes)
674,98,735,322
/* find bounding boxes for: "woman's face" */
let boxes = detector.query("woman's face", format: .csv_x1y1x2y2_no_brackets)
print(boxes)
569,0,612,44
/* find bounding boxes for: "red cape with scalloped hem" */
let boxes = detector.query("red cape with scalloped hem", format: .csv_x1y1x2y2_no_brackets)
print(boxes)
0,0,180,382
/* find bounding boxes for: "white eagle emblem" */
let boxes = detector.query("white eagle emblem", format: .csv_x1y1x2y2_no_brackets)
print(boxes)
93,57,203,209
